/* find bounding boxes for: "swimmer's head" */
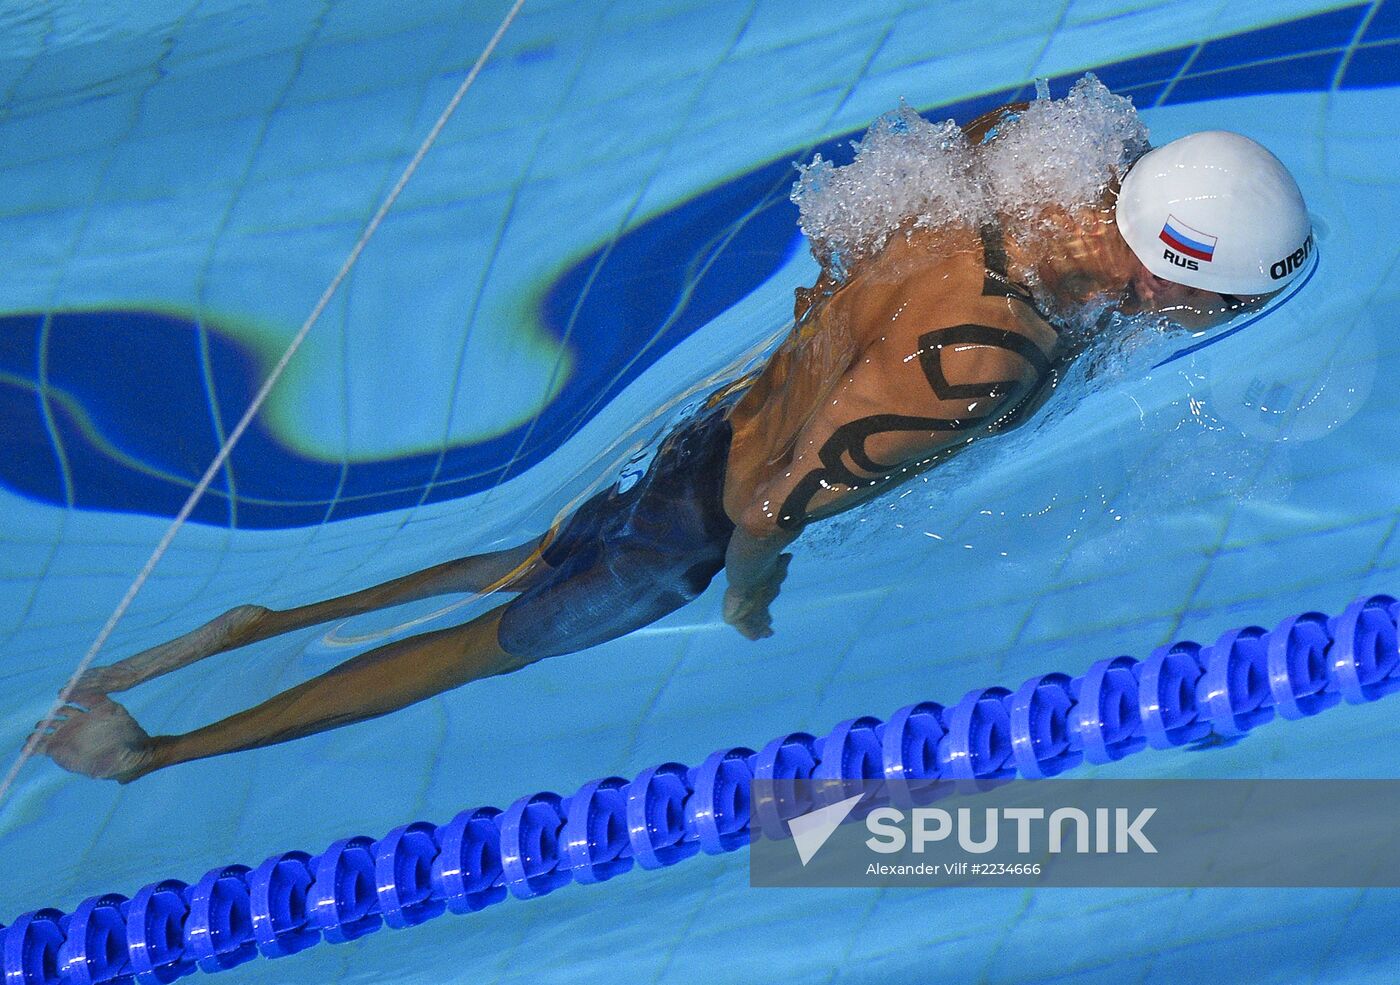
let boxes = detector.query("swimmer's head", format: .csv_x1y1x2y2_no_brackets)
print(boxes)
1113,131,1311,328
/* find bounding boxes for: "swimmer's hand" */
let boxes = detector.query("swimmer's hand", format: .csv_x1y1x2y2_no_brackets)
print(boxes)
723,553,792,640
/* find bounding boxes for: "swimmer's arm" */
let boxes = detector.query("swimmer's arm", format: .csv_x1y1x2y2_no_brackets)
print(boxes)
722,525,797,640
722,482,803,640
724,523,799,594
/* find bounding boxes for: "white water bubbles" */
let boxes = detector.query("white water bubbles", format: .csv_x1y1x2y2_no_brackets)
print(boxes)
790,103,984,277
978,75,1149,231
790,75,1151,278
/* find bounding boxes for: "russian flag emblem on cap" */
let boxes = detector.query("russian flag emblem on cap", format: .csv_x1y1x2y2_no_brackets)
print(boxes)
1159,215,1217,262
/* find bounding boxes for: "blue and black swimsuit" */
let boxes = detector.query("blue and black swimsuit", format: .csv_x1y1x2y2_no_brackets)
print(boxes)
496,393,740,658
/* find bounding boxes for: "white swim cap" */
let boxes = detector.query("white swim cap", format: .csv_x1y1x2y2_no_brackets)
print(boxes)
1115,130,1312,296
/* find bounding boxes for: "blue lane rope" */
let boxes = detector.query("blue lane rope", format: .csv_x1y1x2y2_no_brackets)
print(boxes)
5,592,1398,983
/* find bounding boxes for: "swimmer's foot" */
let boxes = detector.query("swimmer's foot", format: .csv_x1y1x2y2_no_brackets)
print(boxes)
75,604,270,694
31,694,159,783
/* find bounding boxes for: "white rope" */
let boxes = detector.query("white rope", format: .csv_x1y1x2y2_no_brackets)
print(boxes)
0,0,528,810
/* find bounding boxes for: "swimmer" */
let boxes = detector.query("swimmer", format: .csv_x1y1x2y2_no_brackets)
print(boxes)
33,97,1313,782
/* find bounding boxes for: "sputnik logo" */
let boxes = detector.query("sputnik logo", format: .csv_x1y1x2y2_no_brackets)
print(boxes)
788,793,865,865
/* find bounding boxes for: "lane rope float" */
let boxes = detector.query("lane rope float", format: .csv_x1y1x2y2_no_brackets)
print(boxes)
4,591,1396,983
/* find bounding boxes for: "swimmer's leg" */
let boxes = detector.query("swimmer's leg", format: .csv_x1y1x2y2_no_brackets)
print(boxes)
39,553,713,782
74,536,551,696
38,508,727,781
36,605,536,782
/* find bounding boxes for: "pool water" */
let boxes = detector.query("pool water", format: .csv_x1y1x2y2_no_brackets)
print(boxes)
1,1,1398,983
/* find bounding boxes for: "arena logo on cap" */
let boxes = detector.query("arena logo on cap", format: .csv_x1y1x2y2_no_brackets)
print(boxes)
1158,214,1218,263
1270,231,1314,280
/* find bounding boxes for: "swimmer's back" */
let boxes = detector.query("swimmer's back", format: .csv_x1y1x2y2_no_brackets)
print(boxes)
725,222,1059,533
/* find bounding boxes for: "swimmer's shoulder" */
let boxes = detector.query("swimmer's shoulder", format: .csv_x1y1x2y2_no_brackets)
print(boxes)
816,222,1056,365
835,224,984,316
857,247,1058,395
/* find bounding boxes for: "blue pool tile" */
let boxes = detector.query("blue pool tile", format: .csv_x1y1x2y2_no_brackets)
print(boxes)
853,41,1039,131
140,49,301,133
692,22,892,133
572,4,747,107
248,87,425,180
1118,81,1167,107
873,2,1064,77
0,149,108,217
1164,52,1342,104
734,0,898,59
1285,466,1400,529
1148,913,1353,985
1193,6,1367,73
987,890,1191,984
316,0,453,45
1021,557,1208,647
1193,517,1394,616
923,87,1022,124
1088,46,1195,91
163,2,323,70
100,118,265,200
1340,40,1400,88
1362,0,1400,42
0,91,140,169
9,32,170,108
